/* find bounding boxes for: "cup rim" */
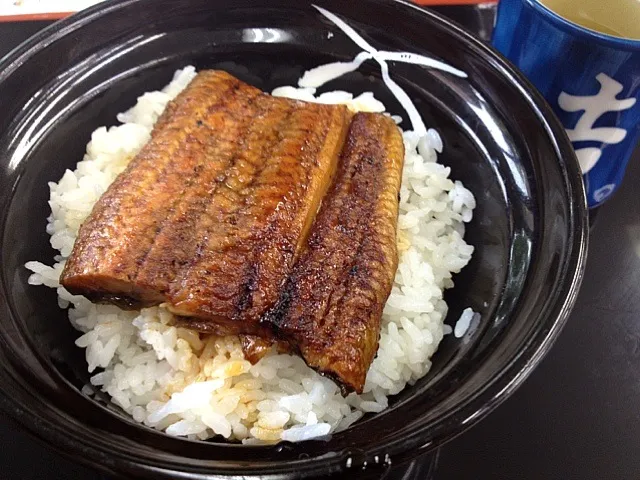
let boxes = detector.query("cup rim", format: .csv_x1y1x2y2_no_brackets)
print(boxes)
525,0,640,49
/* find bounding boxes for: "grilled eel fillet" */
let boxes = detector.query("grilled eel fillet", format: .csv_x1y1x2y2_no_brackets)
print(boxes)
250,112,404,393
60,70,352,336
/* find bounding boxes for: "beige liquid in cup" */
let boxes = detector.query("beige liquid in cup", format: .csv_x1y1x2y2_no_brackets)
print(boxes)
538,0,640,40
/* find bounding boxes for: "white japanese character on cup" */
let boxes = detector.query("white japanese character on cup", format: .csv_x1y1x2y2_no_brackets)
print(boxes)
558,73,636,174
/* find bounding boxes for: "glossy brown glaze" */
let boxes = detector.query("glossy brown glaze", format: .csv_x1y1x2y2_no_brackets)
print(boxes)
166,92,352,330
239,335,291,364
265,112,404,393
60,70,248,308
60,70,352,335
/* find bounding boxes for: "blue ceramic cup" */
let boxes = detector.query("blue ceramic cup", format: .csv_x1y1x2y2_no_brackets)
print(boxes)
492,0,640,208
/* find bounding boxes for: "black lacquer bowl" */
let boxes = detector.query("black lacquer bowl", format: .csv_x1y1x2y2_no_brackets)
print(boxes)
0,0,588,478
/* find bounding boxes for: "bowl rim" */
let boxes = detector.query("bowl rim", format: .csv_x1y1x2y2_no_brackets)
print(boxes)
0,0,589,477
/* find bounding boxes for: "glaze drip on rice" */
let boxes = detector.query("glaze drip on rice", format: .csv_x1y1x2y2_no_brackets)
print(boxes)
26,66,475,443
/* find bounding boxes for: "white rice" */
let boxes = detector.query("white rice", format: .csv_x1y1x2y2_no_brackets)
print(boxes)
25,66,476,443
454,307,474,338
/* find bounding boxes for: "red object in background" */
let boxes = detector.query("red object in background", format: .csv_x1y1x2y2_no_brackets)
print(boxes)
0,13,73,22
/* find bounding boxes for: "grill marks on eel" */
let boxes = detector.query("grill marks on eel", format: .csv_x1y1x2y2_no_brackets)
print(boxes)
171,99,350,333
138,92,293,326
61,71,243,307
60,71,404,393
263,113,405,393
134,76,263,299
61,70,353,336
